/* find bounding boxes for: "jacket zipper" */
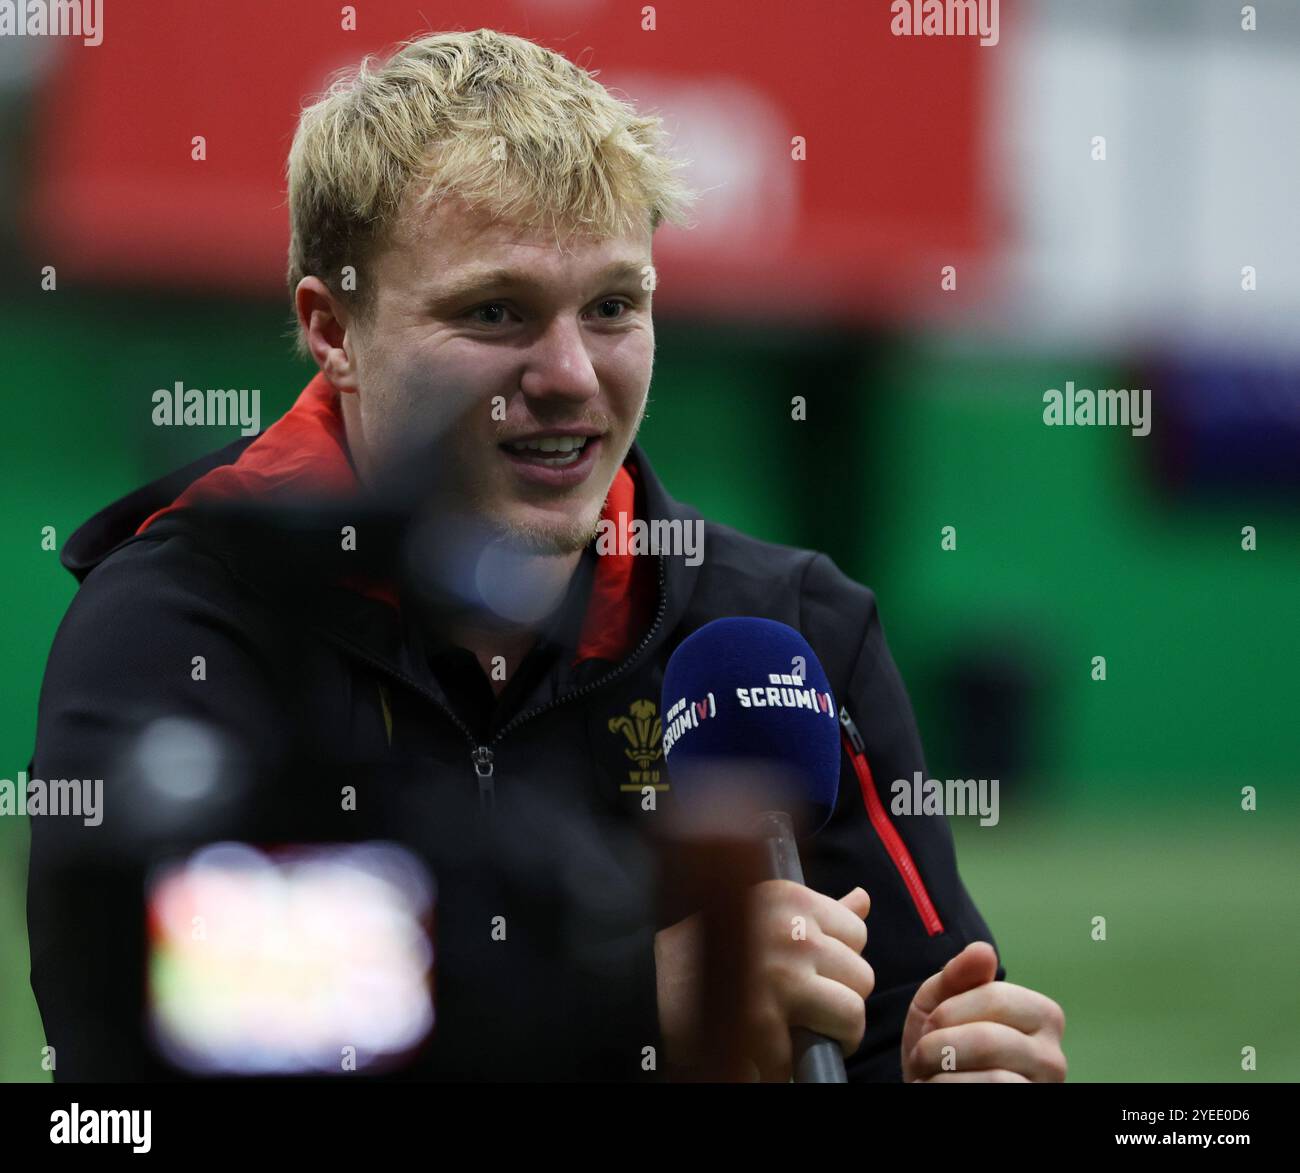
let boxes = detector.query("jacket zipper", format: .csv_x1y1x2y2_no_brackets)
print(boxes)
489,552,668,746
472,746,495,812
324,553,669,814
838,706,945,937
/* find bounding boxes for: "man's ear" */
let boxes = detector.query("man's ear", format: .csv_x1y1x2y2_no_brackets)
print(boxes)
295,276,361,392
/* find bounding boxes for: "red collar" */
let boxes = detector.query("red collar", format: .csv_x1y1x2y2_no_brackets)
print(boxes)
137,372,654,666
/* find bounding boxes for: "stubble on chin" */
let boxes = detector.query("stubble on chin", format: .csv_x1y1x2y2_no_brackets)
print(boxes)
493,499,606,556
457,464,603,556
465,434,635,556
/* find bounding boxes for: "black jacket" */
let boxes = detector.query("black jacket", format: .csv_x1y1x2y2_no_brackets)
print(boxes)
27,378,1002,1082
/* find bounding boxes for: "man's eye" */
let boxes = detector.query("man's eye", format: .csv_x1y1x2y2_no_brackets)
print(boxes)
469,302,513,326
592,298,631,320
466,299,632,326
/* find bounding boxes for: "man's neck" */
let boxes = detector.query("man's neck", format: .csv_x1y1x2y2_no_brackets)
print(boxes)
441,546,585,696
336,404,593,693
449,623,540,697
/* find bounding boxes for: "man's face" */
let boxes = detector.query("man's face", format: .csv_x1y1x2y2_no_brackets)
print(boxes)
347,194,656,555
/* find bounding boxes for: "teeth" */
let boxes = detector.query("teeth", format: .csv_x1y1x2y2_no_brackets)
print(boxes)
535,448,581,465
507,435,589,454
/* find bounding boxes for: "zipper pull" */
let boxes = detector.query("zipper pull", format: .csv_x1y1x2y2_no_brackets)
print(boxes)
472,745,495,812
838,705,865,755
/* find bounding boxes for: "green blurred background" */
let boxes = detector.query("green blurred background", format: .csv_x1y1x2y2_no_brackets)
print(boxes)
4,0,1300,1086
1,292,1296,1082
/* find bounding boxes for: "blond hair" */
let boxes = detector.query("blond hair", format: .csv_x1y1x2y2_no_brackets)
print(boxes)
285,27,696,353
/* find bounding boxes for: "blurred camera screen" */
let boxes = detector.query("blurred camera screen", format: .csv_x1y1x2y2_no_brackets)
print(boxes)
145,842,435,1076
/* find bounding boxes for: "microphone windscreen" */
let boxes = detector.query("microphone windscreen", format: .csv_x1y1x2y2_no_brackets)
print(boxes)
661,617,840,834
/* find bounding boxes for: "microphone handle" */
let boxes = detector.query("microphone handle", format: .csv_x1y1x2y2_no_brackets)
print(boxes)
754,811,849,1085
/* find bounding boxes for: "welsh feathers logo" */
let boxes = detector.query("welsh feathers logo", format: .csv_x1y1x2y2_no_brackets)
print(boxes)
607,699,665,791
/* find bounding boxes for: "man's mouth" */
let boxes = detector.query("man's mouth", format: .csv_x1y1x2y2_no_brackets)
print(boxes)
497,432,606,488
501,434,592,468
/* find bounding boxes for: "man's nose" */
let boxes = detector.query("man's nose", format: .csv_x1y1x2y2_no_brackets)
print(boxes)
519,316,600,403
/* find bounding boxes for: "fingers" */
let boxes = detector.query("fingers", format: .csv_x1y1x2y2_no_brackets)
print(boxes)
810,884,872,953
743,975,867,1077
742,1000,795,1082
908,941,999,1019
838,885,871,921
753,879,869,955
824,887,870,951
806,932,875,1000
907,1020,1068,1083
785,974,869,1056
732,881,875,1077
774,914,874,1057
751,881,873,1003
925,981,1066,1040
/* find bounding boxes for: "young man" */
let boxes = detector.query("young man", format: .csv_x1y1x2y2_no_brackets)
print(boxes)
28,28,1065,1083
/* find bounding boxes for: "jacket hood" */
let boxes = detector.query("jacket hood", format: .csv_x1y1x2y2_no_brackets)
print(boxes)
62,372,702,666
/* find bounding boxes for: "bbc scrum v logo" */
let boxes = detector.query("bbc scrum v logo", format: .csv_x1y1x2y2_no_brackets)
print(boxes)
661,691,717,757
890,0,1000,48
662,673,835,758
737,673,835,719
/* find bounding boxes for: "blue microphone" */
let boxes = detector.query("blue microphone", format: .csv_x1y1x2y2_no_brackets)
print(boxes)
660,617,849,1083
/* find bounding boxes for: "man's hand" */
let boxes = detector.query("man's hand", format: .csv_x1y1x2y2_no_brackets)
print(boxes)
655,882,874,1081
902,941,1067,1083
